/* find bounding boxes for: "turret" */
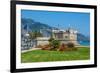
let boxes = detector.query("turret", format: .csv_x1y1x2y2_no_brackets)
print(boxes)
68,28,78,41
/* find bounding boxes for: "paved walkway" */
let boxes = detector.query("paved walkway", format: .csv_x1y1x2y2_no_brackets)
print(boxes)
21,48,41,53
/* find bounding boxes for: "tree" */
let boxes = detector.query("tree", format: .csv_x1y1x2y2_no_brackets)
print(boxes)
50,40,60,51
48,37,54,42
29,31,43,39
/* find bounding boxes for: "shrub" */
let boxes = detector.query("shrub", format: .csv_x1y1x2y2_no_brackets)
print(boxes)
59,43,67,51
41,44,51,50
66,42,78,51
67,42,75,48
48,37,54,42
50,40,60,51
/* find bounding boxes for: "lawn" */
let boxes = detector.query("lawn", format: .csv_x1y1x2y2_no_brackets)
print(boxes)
21,47,90,63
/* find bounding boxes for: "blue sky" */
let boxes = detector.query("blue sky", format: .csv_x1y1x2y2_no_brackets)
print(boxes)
21,10,90,36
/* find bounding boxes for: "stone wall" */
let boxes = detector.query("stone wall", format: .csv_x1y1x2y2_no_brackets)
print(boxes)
36,37,79,46
36,37,50,46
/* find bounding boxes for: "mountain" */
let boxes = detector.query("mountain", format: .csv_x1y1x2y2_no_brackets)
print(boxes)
21,18,58,37
77,33,90,42
21,18,90,41
21,18,56,32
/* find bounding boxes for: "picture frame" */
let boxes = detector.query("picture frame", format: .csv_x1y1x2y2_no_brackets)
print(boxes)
11,0,97,73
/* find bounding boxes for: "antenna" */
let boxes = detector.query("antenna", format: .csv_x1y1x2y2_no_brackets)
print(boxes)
58,24,59,29
27,23,28,33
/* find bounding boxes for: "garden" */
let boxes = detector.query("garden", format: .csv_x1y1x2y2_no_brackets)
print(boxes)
21,38,90,63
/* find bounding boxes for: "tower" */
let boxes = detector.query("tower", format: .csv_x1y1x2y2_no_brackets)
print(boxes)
68,28,78,45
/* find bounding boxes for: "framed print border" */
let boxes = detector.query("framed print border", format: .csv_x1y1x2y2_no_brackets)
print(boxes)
10,0,97,73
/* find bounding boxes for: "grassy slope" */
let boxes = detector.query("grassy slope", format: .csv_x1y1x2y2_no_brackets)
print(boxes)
21,47,90,63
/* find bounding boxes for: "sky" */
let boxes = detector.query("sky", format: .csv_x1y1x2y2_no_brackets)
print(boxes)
21,9,90,36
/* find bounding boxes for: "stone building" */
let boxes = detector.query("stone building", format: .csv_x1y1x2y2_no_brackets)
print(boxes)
52,28,78,45
36,28,79,46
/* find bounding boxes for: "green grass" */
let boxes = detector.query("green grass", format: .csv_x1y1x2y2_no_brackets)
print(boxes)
21,47,90,63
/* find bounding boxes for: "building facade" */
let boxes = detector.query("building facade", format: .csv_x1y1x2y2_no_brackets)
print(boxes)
37,28,79,46
21,27,79,50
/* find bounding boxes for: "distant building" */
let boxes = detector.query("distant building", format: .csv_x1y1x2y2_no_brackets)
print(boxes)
21,29,36,50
